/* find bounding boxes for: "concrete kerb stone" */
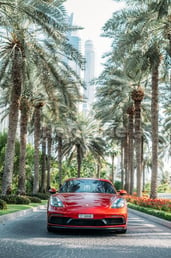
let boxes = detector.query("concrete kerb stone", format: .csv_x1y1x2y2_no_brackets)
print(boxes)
0,204,47,224
129,208,171,229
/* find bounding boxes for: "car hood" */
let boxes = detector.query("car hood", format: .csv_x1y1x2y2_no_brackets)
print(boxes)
55,193,118,208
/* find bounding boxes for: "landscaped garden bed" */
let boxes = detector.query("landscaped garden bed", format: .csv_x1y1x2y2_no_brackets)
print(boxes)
126,194,171,221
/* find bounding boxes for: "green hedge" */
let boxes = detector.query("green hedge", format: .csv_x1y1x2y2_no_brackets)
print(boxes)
0,192,49,205
29,193,50,200
27,196,42,203
128,203,171,221
0,195,30,204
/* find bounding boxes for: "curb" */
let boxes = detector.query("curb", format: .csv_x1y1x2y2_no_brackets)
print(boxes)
129,208,171,229
0,204,47,224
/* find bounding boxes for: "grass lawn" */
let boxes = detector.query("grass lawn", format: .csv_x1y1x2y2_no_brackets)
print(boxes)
0,200,47,216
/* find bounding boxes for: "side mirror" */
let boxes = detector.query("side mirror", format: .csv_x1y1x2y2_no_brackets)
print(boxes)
49,188,57,194
117,190,127,196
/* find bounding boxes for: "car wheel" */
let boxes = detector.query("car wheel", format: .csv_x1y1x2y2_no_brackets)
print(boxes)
119,228,127,234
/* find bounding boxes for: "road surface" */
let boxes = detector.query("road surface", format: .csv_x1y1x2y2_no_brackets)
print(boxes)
0,207,170,258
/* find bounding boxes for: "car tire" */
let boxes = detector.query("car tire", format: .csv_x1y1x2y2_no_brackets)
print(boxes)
119,228,127,234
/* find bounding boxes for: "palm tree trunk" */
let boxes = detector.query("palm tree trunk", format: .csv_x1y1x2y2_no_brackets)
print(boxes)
124,133,129,192
2,50,22,195
111,153,115,183
58,135,63,186
33,104,42,194
132,87,144,197
47,126,52,190
134,99,142,197
120,140,124,189
40,126,47,193
141,136,145,192
150,64,159,199
127,105,135,195
97,162,101,178
18,97,30,195
77,144,82,177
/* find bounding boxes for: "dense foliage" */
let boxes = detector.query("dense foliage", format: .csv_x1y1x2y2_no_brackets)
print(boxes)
0,1,171,200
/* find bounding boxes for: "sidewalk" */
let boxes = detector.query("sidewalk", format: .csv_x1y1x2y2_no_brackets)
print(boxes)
0,204,47,224
129,208,171,229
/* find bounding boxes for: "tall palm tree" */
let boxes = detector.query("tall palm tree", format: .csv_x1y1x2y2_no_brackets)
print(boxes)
62,114,105,177
94,66,135,190
18,97,31,195
1,32,24,194
46,126,52,190
103,0,170,198
126,103,135,194
0,0,84,194
32,100,44,194
40,126,47,193
131,86,144,197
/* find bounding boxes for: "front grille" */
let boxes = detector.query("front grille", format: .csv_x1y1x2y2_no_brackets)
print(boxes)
105,218,125,225
49,217,69,225
68,219,104,226
48,216,125,226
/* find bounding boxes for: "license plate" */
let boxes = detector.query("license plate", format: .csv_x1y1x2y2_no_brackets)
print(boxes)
78,214,94,219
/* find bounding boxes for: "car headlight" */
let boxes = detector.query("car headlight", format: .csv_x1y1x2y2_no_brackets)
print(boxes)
111,198,126,208
50,196,64,207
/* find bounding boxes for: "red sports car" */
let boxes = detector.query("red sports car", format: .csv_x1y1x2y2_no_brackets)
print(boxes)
47,178,128,233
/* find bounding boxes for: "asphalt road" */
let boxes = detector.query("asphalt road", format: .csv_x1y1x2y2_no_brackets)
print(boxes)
0,207,171,258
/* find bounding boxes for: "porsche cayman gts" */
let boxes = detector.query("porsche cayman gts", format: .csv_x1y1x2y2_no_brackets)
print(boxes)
47,178,128,233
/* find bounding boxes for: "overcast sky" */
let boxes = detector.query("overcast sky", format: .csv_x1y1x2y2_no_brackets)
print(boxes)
64,0,125,76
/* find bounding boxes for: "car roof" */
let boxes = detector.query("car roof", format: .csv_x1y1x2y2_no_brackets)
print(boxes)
64,178,113,184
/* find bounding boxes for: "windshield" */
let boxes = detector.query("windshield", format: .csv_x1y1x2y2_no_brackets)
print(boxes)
59,179,116,194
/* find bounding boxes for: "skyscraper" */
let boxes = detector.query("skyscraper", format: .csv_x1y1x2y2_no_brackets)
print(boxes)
67,13,81,76
67,14,95,113
83,40,95,113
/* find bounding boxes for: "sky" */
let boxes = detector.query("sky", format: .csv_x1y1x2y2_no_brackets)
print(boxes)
64,0,125,76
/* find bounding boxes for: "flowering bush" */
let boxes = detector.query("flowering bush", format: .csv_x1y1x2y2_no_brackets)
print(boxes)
126,195,171,212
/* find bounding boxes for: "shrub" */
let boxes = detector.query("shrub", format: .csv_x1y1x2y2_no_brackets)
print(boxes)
0,195,30,204
0,199,7,210
128,203,171,221
15,196,30,204
27,196,42,203
0,195,17,204
30,192,50,200
126,195,171,212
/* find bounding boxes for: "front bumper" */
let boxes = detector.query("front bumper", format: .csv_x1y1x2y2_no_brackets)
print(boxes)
47,213,127,230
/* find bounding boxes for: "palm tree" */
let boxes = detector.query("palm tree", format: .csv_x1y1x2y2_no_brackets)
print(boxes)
40,126,47,193
94,66,136,190
1,32,24,195
62,114,105,177
46,126,52,190
0,0,85,194
131,86,144,197
18,97,31,195
32,100,44,194
102,0,171,198
126,103,135,194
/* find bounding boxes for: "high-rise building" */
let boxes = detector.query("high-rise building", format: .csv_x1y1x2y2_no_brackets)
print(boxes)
83,40,95,113
67,14,95,113
67,13,81,76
